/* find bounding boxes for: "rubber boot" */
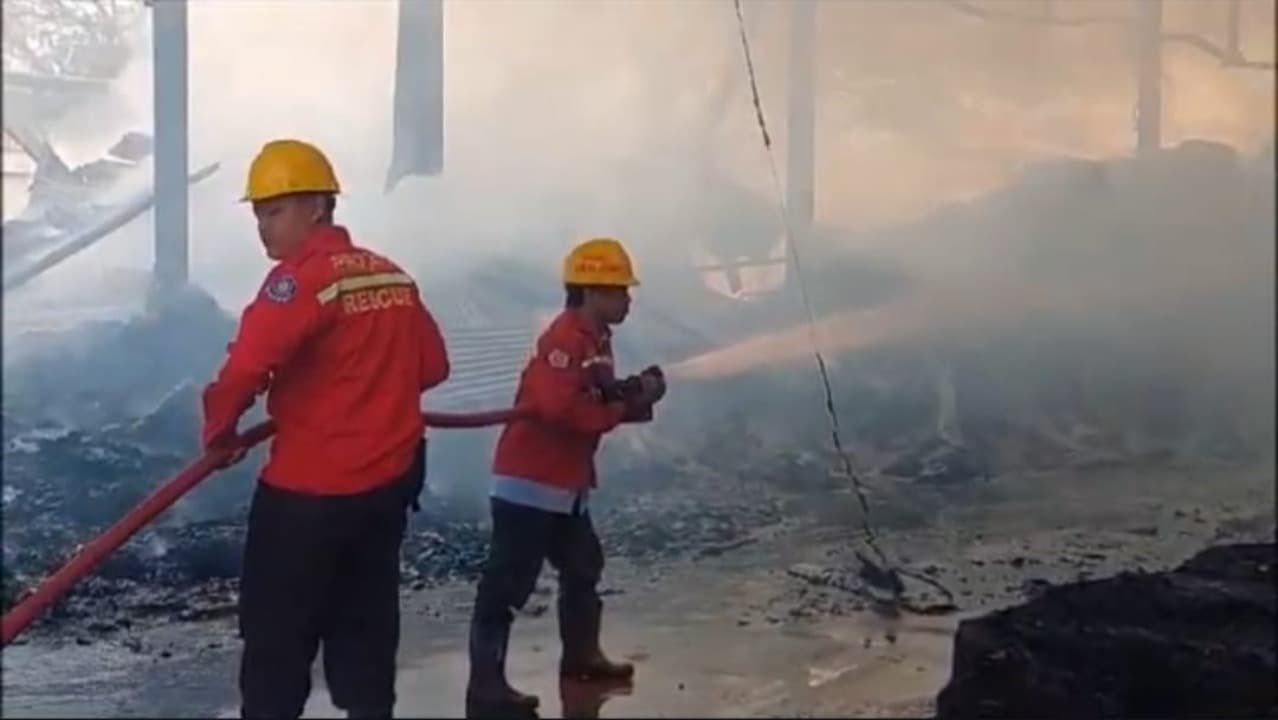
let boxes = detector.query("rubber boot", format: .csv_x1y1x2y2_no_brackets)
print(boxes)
558,596,634,683
465,619,540,718
345,708,393,720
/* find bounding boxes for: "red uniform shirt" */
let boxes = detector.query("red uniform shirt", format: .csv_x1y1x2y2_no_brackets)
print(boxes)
201,225,449,495
492,310,642,491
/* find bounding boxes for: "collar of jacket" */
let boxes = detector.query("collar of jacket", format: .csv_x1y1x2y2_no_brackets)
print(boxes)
565,307,611,345
281,224,354,266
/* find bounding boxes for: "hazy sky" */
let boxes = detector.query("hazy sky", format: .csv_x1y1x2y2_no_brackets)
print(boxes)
0,0,1272,478
7,0,1267,303
5,0,1274,420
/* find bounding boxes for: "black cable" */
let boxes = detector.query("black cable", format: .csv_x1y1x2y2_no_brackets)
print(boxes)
729,0,956,611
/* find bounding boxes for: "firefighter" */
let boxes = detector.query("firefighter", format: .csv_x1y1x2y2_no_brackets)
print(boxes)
465,237,666,717
201,138,450,719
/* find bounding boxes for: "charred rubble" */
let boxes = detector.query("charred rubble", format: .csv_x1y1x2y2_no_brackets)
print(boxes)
1,373,789,640
663,140,1272,490
0,285,789,638
3,140,1273,641
935,542,1277,719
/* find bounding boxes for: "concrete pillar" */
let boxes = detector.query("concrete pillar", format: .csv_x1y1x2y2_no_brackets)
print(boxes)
786,0,816,256
1134,0,1162,155
386,0,445,191
152,0,189,290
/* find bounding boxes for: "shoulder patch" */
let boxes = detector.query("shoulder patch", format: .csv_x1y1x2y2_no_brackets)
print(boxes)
263,273,298,304
546,348,571,369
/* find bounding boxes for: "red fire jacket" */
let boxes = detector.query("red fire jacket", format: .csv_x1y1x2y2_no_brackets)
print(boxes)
201,225,449,495
492,309,646,491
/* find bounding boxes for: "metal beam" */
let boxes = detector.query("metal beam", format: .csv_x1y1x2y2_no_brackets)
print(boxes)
152,0,189,289
3,163,219,294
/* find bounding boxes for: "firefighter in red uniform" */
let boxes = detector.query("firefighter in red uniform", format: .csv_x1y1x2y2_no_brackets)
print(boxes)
201,139,450,720
465,238,666,717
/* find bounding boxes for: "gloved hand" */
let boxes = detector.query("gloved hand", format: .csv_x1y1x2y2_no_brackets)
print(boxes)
203,427,247,470
600,377,638,403
597,366,665,408
210,444,248,470
638,365,666,405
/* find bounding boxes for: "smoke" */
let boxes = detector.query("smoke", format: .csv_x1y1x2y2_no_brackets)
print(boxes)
2,2,1273,641
7,0,1274,466
668,139,1275,472
45,0,768,307
3,2,1250,281
6,0,1266,299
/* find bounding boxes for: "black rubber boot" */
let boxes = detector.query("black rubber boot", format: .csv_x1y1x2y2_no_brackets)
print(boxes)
345,708,393,719
558,596,634,683
465,619,540,718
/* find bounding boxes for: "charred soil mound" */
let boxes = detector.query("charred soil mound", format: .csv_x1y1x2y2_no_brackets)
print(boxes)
936,542,1276,719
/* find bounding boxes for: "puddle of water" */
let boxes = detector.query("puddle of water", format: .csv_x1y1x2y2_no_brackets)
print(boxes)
4,631,240,719
6,598,955,719
255,614,728,719
1,642,137,718
9,530,965,719
202,599,954,718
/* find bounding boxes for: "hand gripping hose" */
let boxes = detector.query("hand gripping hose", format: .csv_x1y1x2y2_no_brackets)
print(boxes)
0,407,531,647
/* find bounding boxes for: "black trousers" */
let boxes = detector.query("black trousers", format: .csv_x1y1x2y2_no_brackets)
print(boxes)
471,497,604,638
237,465,417,719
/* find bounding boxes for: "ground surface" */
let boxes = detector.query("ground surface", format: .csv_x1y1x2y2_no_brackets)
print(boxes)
3,460,1272,718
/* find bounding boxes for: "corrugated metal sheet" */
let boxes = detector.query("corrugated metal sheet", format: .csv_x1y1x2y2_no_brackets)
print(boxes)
429,325,530,410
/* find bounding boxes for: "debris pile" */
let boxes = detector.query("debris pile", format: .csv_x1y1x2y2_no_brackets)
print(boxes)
935,542,1277,719
1,306,789,641
3,141,1272,646
658,141,1273,493
3,280,235,426
2,385,791,637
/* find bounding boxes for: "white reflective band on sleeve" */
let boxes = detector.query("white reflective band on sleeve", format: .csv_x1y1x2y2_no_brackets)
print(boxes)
316,272,415,305
581,355,613,368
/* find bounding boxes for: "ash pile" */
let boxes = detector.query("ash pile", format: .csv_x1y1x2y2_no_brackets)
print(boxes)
3,139,1274,644
0,280,787,643
936,542,1277,719
666,140,1274,493
2,281,251,636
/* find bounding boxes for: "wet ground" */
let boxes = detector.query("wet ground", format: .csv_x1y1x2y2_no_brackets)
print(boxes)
1,539,959,719
3,460,1272,718
286,570,960,719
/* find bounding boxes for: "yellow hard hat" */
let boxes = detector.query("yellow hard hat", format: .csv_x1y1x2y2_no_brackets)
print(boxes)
562,237,640,287
241,139,341,202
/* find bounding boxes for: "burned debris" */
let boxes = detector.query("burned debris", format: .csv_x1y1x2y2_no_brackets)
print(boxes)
936,543,1277,719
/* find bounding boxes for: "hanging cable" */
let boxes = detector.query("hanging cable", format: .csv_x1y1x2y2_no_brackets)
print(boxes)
729,0,955,612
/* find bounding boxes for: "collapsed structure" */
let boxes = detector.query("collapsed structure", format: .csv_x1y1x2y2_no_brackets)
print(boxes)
4,138,1272,632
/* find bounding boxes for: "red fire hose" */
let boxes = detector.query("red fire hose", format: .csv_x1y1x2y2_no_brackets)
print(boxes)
0,407,531,647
